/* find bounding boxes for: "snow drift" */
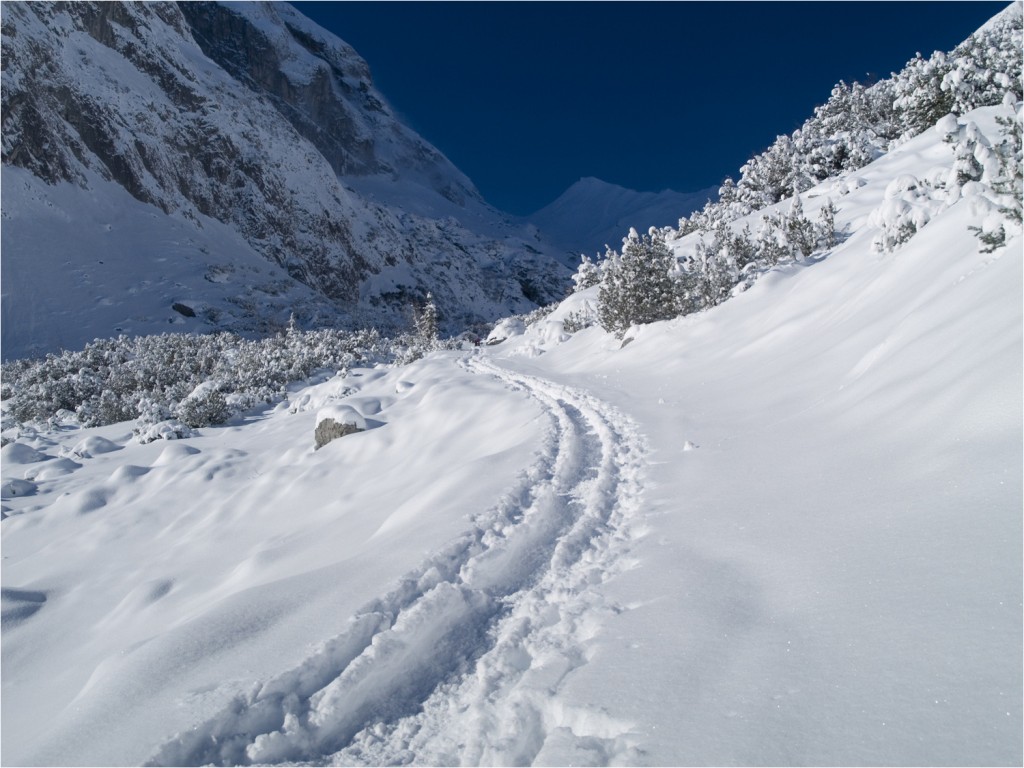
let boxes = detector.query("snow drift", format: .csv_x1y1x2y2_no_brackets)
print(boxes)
2,76,1020,767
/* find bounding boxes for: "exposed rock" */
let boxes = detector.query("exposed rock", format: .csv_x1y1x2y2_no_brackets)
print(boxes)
314,403,368,449
314,418,363,450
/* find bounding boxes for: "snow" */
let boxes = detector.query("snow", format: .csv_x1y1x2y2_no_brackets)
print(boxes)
2,104,1021,768
529,176,717,258
0,166,333,360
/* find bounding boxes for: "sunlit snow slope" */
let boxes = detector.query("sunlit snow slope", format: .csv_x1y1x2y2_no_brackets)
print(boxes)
528,177,717,258
2,108,1021,768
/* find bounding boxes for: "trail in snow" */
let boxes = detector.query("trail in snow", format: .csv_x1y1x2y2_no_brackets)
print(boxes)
147,354,648,767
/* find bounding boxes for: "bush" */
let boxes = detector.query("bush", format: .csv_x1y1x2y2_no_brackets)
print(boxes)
1,326,395,431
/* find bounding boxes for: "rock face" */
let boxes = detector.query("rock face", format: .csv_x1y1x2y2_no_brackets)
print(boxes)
1,2,569,358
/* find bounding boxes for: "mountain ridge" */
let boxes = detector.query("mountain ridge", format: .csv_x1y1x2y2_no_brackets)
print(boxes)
0,1,569,359
528,176,717,257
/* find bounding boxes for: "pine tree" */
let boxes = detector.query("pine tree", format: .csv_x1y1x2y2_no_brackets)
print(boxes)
953,122,985,185
571,253,602,292
991,112,1023,224
414,292,439,343
755,214,788,265
786,194,817,258
597,231,680,337
816,198,838,249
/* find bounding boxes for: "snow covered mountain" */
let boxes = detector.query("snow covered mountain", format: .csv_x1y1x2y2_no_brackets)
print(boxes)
2,97,1020,766
529,176,716,257
2,4,1021,767
0,2,569,359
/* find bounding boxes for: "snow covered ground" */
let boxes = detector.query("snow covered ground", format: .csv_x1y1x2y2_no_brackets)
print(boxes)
2,108,1021,765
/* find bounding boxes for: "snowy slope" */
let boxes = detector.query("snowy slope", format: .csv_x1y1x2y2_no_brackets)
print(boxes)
0,2,568,360
2,103,1020,766
529,176,716,258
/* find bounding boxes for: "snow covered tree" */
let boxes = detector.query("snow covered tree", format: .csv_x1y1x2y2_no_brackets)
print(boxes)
991,111,1023,224
414,292,439,343
968,107,1023,251
754,214,788,266
952,121,985,185
786,194,817,258
894,51,955,136
943,21,1024,118
571,253,603,292
726,223,758,272
737,135,797,208
816,197,839,249
692,235,737,308
597,230,680,337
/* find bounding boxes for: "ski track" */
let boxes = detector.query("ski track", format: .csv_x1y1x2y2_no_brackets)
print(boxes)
147,354,648,767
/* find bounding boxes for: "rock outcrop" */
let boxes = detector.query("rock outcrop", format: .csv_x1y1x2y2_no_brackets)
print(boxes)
1,2,569,357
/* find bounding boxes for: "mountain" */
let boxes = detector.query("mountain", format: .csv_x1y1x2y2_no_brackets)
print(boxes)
0,2,569,360
2,98,1019,766
528,176,717,257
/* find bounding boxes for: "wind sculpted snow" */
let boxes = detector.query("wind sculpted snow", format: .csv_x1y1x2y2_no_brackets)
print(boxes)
2,55,1021,768
146,359,648,766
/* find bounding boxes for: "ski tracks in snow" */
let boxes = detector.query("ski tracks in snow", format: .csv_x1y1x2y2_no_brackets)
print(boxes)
148,355,648,767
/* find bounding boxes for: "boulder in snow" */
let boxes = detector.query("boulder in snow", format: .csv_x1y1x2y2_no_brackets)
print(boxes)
314,405,367,449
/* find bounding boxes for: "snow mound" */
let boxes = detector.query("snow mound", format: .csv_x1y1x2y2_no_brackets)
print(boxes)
1,442,50,464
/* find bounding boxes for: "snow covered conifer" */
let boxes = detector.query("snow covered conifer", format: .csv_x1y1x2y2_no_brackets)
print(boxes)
414,293,439,344
571,253,602,292
991,111,1023,224
816,198,838,249
894,52,955,136
754,214,788,266
953,122,985,185
176,383,229,428
597,231,680,337
786,194,817,258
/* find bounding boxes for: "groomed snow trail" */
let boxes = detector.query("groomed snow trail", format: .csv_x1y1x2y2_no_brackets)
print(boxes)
147,354,648,767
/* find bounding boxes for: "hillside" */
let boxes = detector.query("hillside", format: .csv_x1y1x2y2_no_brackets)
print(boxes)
2,3,1022,766
2,93,1020,765
0,2,569,359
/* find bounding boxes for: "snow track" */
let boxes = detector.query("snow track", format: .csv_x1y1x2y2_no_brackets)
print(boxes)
148,355,647,767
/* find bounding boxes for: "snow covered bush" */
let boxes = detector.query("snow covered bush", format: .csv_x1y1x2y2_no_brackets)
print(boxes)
1,327,392,429
943,106,1022,251
676,5,1021,237
133,398,193,444
176,383,229,428
571,254,602,292
870,174,937,252
561,309,594,334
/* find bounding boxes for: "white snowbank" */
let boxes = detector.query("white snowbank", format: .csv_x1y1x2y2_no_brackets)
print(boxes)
1,105,1020,767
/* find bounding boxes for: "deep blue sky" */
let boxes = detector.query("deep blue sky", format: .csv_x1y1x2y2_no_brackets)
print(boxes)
293,2,1007,215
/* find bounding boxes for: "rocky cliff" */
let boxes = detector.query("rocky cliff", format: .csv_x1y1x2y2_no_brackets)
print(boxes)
1,1,568,357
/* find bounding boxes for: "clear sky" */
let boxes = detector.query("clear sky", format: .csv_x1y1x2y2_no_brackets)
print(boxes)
292,1,1008,215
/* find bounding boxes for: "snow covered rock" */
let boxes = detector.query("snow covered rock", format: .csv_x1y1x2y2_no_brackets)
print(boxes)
314,404,367,449
486,317,527,344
